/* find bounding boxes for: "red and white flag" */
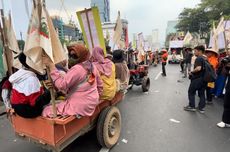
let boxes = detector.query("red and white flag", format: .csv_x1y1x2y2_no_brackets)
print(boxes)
24,1,66,74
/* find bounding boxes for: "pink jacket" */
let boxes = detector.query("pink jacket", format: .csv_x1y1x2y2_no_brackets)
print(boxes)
42,63,103,117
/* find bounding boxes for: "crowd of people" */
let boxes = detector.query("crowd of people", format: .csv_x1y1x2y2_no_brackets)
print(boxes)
180,45,230,128
0,42,229,129
0,43,129,118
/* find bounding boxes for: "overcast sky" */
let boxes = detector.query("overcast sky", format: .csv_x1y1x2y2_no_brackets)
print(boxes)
1,0,200,43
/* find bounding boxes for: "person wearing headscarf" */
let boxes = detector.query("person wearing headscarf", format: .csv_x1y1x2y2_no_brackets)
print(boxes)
205,48,219,104
42,44,103,117
9,53,51,118
92,47,116,100
113,49,130,92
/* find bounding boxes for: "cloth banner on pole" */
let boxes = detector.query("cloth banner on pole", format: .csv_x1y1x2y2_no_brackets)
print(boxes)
226,27,230,48
113,11,124,49
77,7,106,54
224,21,230,48
138,32,144,49
5,14,22,69
212,22,219,52
183,31,193,45
125,26,129,48
209,20,230,50
169,40,184,48
24,2,66,74
144,40,151,51
215,17,225,36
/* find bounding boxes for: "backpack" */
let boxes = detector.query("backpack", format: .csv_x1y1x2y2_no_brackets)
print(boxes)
202,59,217,83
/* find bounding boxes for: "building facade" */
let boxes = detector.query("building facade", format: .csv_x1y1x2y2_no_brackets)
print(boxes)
91,0,110,23
51,16,83,42
165,20,179,36
152,29,160,49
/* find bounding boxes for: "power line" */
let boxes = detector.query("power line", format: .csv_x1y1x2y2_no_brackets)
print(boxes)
59,0,71,22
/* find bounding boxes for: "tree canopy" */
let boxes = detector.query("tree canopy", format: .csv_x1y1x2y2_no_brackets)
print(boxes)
176,0,230,38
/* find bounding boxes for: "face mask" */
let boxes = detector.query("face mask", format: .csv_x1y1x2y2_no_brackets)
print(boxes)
68,58,78,69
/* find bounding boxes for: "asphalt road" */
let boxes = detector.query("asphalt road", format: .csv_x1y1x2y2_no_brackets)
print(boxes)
1,64,230,152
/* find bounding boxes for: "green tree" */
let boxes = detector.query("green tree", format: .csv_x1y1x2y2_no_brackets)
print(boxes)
177,0,230,39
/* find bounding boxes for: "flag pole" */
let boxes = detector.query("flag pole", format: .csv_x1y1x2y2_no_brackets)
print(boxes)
0,9,13,75
223,18,228,52
46,64,57,118
38,0,57,117
113,11,121,51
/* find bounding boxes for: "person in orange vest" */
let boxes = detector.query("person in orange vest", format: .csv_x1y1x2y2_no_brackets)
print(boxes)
205,48,219,104
161,49,168,76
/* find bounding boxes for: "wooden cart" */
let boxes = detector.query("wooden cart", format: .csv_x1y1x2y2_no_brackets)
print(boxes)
8,92,124,152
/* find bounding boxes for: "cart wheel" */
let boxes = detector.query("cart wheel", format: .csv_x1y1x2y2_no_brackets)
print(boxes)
97,106,121,148
142,77,150,92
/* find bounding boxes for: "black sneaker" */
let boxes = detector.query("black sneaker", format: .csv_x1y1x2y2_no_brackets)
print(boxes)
198,109,205,114
184,106,196,112
161,73,166,77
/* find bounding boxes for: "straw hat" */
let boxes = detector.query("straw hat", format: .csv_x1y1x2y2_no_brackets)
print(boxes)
205,48,219,56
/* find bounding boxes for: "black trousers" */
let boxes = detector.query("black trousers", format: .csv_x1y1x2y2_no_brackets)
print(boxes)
180,60,184,72
162,62,166,75
188,78,206,109
12,90,51,118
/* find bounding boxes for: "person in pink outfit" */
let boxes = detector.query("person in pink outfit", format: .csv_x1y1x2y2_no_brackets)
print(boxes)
91,47,117,100
42,44,103,118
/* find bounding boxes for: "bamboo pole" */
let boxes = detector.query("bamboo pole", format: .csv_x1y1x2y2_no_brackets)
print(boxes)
223,20,228,52
0,9,13,75
46,64,57,118
39,0,57,118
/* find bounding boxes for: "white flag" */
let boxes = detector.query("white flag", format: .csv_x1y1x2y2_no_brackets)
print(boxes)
212,22,219,52
138,32,144,49
24,2,66,74
113,11,124,47
215,17,225,36
4,14,22,69
183,31,193,45
226,27,230,48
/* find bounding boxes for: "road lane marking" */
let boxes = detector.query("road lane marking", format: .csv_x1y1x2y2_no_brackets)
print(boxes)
169,119,181,123
99,148,110,152
122,139,128,144
154,71,162,80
